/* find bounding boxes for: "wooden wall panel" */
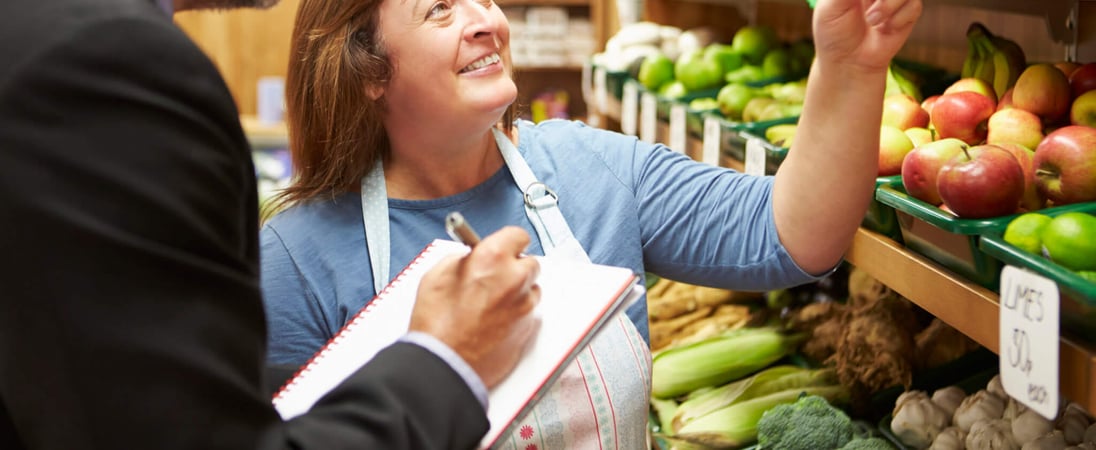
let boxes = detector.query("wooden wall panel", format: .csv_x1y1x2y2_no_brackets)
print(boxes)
174,0,301,116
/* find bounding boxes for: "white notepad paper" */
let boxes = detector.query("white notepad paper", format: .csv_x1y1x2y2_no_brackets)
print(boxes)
271,238,643,449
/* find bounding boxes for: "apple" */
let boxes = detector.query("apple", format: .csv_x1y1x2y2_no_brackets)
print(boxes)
901,137,967,205
996,87,1015,111
1055,61,1082,78
995,142,1046,211
1013,63,1072,124
921,95,941,117
904,127,934,147
930,91,997,145
1034,125,1096,205
943,77,998,104
1069,62,1096,99
987,108,1045,150
1071,90,1096,127
879,124,915,176
937,144,1026,218
882,93,929,130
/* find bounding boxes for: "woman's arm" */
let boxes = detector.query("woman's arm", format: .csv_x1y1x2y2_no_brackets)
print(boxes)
773,0,923,274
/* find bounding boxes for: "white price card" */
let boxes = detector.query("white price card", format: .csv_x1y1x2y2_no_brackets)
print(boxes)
621,81,639,136
669,105,687,153
744,137,767,176
999,265,1060,420
640,92,658,144
702,117,721,165
594,67,608,114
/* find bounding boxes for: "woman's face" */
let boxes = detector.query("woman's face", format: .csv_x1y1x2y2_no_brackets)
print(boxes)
376,0,516,129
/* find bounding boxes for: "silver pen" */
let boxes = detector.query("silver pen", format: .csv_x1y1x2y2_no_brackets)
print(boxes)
445,211,481,247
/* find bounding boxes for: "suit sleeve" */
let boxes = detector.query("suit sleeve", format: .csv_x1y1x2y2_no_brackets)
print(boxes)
0,16,486,450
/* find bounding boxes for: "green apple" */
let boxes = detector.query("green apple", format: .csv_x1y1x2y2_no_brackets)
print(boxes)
638,53,675,91
731,25,777,65
674,48,724,91
703,44,743,77
716,83,757,120
659,80,688,100
760,47,792,80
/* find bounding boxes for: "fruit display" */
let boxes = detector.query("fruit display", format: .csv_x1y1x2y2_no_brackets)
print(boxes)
884,21,1096,218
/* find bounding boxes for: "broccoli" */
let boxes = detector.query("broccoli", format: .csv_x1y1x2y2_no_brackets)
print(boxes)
839,437,895,450
755,394,855,450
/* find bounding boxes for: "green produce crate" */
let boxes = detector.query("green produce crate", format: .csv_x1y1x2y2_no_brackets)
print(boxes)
874,183,1018,290
604,68,631,100
719,115,800,166
685,106,718,138
656,87,721,121
865,176,905,244
978,202,1096,343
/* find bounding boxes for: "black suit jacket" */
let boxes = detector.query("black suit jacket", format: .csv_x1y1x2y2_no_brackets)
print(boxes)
0,0,487,448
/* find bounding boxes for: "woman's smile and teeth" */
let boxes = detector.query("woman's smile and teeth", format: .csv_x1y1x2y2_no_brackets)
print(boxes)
459,52,501,74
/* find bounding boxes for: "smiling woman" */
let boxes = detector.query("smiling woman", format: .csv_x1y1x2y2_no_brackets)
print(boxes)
259,0,923,447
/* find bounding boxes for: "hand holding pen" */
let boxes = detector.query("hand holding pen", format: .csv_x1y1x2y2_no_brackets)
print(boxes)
410,212,542,388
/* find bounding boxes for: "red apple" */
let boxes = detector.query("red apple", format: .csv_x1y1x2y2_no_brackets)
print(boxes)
1055,61,1082,78
996,87,1015,111
1070,90,1096,127
931,91,997,145
987,108,1045,150
882,93,930,130
937,144,1026,218
904,127,934,147
901,137,967,205
879,124,915,176
1069,62,1096,99
995,142,1046,211
944,77,998,103
1034,125,1096,205
1013,63,1072,124
921,95,941,117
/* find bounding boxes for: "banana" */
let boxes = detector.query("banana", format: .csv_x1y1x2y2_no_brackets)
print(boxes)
966,22,1027,100
989,35,1027,99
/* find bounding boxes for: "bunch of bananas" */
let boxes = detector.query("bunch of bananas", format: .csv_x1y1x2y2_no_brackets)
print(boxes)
961,22,1027,100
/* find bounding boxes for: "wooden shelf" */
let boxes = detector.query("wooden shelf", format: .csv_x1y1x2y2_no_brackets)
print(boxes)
240,115,288,149
588,95,1096,414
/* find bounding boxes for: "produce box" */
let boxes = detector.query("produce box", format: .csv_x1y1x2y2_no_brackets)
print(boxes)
604,68,631,100
656,87,722,122
874,183,1015,290
719,115,800,166
978,202,1096,343
865,176,904,243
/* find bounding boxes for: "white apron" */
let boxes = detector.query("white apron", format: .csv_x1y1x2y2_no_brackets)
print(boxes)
359,127,652,449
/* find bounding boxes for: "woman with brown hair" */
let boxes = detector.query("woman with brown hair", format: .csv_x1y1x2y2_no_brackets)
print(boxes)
261,0,922,446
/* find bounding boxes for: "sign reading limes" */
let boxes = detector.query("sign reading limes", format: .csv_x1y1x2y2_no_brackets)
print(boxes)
999,265,1059,420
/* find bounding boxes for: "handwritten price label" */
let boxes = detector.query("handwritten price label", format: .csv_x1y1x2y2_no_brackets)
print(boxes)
999,265,1059,420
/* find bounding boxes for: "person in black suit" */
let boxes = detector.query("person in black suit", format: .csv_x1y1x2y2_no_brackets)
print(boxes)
0,0,541,448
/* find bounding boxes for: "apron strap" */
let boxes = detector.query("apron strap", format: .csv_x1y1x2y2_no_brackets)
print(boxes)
360,164,390,294
492,127,590,263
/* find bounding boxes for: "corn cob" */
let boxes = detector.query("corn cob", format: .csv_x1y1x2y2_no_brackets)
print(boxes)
651,327,802,399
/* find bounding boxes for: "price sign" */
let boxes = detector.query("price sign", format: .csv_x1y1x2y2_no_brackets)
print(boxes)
744,136,767,176
999,265,1060,420
702,116,721,164
621,81,639,136
669,105,687,153
594,67,608,114
640,92,658,144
